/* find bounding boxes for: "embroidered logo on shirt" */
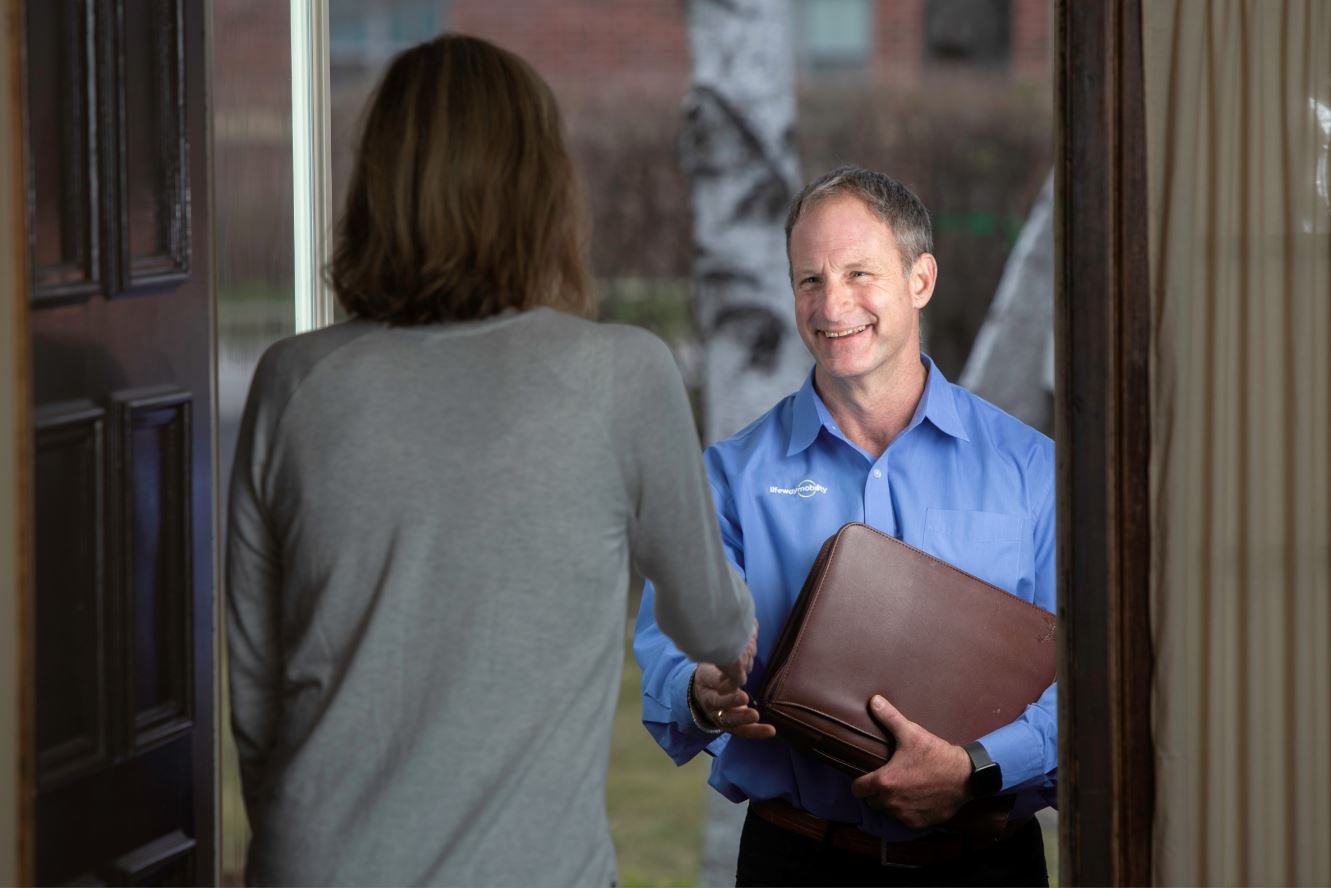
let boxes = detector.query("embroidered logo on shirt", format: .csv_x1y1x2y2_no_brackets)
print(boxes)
768,479,829,499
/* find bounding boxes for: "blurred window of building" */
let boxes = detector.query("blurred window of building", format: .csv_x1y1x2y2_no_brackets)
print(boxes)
330,0,447,83
797,0,874,70
924,0,1010,66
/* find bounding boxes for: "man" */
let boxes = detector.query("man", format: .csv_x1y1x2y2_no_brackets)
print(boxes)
634,166,1055,887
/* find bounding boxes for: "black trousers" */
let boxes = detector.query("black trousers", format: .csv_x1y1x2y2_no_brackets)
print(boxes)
734,808,1049,888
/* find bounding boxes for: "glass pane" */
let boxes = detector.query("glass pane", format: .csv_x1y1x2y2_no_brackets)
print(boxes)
800,0,873,63
123,0,168,259
217,5,1058,886
925,0,1012,64
213,0,296,881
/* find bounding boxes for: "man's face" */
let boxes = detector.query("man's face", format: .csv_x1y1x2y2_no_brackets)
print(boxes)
789,193,936,391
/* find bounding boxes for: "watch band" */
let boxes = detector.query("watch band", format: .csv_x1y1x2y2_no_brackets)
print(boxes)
964,740,1003,798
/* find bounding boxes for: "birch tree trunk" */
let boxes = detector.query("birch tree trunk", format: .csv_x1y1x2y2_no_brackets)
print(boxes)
681,3,807,879
682,0,810,446
958,172,1056,434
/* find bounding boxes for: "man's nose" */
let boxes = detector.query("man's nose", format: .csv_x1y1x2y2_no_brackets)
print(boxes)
820,279,854,321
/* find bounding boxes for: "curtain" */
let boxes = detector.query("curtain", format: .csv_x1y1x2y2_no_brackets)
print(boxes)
1145,2,1331,885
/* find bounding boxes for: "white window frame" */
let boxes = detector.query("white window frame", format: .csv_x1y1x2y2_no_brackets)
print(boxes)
290,0,335,332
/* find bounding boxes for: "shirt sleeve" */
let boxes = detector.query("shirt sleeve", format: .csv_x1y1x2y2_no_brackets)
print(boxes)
633,471,750,766
616,332,753,672
633,468,748,765
977,461,1057,791
225,355,285,818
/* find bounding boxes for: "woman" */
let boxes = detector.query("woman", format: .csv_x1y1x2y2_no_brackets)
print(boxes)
227,34,754,886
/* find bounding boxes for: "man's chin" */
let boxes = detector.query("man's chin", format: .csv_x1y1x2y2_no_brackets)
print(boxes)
814,360,872,383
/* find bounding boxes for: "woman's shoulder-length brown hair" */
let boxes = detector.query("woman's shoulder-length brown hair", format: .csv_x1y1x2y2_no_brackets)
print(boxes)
327,34,593,324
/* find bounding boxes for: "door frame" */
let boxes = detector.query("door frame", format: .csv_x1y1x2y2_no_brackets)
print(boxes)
1,0,33,883
1054,0,1155,884
3,2,1159,883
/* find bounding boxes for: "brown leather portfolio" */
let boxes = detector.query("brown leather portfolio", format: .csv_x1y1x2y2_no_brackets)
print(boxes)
757,522,1056,776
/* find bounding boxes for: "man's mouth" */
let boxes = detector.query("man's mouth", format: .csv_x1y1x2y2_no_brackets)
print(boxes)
821,324,870,339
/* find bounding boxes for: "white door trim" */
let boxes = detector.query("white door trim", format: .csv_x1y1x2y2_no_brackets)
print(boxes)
290,0,334,332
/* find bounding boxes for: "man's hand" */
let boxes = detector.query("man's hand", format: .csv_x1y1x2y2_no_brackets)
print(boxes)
850,695,972,829
694,623,775,739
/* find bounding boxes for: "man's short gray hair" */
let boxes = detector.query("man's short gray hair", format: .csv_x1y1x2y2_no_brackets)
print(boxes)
784,165,934,274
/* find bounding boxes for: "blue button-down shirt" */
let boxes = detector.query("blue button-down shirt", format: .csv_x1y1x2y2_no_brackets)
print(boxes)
633,356,1057,840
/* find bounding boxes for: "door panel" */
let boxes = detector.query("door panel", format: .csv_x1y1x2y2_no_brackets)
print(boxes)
25,0,214,883
27,0,100,302
111,0,189,289
114,387,193,754
33,402,110,790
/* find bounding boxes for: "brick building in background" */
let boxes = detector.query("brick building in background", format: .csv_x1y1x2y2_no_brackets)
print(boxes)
457,0,1049,96
327,0,1050,101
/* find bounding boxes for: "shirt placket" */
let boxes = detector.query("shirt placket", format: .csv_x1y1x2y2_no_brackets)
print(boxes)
862,454,896,537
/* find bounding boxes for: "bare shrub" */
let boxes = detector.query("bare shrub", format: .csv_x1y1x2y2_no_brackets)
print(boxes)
564,92,693,282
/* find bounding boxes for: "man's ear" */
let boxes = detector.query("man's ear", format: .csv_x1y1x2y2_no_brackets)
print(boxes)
910,252,938,310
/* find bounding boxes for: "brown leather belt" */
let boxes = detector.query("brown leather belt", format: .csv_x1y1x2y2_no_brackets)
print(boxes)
750,798,1027,869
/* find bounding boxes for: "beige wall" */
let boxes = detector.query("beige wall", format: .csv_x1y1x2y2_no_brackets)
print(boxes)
0,0,28,883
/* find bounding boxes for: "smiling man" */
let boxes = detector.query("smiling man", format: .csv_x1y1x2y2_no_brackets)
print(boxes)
634,166,1056,887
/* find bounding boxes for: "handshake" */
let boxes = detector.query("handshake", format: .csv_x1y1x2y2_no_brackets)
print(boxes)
692,622,777,739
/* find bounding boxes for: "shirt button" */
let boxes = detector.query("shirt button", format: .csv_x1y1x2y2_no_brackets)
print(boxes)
872,469,883,479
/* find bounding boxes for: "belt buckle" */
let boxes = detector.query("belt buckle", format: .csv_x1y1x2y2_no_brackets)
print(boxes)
878,839,926,870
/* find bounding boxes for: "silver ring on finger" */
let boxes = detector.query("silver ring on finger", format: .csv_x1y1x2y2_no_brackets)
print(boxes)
716,709,726,728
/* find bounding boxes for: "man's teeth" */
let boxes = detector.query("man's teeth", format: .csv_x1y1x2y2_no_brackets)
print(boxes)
824,325,868,339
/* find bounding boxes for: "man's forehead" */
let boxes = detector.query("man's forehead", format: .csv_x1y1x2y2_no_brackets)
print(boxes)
795,193,896,232
791,251,879,272
790,198,900,252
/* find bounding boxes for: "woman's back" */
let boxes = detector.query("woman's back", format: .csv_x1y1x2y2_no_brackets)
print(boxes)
228,308,742,885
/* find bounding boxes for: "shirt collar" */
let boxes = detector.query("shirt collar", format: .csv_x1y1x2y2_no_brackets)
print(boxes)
916,354,970,442
787,372,825,456
786,354,969,457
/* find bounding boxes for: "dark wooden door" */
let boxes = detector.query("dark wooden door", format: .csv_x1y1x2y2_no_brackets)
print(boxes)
24,0,214,883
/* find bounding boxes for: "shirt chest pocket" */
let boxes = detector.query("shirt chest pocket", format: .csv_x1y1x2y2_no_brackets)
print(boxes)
923,509,1025,594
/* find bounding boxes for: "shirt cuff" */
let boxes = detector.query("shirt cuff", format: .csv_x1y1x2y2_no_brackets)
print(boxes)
976,721,1045,791
668,660,721,739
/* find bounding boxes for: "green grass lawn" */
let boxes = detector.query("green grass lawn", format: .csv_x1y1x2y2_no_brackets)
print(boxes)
606,634,712,887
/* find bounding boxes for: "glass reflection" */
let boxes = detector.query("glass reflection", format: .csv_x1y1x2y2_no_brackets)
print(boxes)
213,1,295,882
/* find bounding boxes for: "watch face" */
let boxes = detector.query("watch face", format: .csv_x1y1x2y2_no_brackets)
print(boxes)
972,761,1002,798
